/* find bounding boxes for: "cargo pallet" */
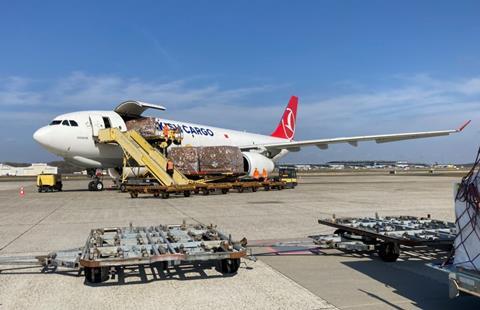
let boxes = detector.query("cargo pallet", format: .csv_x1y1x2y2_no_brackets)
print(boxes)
0,222,247,284
126,180,287,198
314,214,456,262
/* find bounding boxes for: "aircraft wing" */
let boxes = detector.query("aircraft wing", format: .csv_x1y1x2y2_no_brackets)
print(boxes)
240,120,471,152
114,100,166,118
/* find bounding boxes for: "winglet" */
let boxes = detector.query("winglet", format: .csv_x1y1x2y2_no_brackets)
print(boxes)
457,120,471,132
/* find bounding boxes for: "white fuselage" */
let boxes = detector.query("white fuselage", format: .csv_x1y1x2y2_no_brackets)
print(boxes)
33,111,288,168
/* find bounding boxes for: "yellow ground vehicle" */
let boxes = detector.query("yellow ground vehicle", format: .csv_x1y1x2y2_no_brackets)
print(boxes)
277,166,297,188
37,174,63,192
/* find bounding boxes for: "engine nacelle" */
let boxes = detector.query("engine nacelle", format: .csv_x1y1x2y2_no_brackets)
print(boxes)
108,167,149,180
242,152,275,177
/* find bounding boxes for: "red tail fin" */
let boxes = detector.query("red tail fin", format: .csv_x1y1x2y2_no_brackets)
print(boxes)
271,96,298,140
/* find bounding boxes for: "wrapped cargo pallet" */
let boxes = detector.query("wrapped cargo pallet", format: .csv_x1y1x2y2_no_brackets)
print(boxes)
169,147,200,175
125,117,159,137
198,146,244,174
454,148,480,271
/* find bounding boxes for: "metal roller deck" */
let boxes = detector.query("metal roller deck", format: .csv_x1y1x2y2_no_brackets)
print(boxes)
1,222,248,284
315,214,456,262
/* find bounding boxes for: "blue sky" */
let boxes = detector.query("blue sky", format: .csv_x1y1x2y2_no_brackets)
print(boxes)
1,1,479,163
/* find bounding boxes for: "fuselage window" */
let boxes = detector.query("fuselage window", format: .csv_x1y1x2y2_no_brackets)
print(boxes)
69,120,79,127
62,120,70,126
49,120,61,125
102,117,111,128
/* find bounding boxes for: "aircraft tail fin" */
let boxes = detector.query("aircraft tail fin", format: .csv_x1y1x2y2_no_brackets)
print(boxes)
271,96,298,140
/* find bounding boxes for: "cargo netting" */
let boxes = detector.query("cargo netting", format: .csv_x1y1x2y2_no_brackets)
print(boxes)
453,147,480,271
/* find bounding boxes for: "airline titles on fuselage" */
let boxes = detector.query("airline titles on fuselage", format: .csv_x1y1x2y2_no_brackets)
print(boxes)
156,119,215,137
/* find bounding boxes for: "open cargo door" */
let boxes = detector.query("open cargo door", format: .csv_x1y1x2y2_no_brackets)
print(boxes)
114,100,166,119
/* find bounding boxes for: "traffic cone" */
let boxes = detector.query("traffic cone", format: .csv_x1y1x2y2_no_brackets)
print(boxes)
19,186,25,197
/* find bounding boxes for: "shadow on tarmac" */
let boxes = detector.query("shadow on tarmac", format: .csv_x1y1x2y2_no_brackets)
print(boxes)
0,262,246,287
251,244,480,309
343,258,480,309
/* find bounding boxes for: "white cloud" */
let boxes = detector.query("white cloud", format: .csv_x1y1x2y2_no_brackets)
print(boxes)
298,74,480,134
0,72,278,112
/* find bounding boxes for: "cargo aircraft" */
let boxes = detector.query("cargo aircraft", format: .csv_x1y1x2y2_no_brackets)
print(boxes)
33,96,470,190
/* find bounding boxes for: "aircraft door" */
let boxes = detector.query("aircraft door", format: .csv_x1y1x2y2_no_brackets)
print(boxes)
89,115,107,136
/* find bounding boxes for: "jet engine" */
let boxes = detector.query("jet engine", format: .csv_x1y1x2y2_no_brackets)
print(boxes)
242,152,275,177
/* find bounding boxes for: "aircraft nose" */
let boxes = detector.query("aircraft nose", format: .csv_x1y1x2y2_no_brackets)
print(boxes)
33,126,49,146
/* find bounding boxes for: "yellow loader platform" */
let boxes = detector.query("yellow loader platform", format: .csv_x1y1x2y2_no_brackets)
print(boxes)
98,128,191,187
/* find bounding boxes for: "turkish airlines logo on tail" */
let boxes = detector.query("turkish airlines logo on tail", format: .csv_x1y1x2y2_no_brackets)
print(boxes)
271,96,298,140
282,108,295,140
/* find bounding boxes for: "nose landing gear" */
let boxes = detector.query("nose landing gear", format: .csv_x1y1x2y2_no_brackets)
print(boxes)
87,169,104,191
88,178,104,191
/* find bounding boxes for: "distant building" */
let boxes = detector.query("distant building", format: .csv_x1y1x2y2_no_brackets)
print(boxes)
0,164,15,176
326,161,431,169
294,164,312,171
0,163,58,176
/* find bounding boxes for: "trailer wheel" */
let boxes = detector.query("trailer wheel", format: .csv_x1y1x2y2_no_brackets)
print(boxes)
38,187,42,193
119,184,127,192
130,191,138,198
252,187,257,192
237,187,244,193
161,192,170,199
221,188,229,194
153,192,160,198
378,242,400,262
202,189,209,195
184,191,191,197
194,189,200,195
84,267,109,283
219,258,240,274
153,261,168,271
264,186,270,191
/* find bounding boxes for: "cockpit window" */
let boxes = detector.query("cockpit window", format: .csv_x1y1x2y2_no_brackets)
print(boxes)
62,120,70,126
49,120,61,125
69,120,78,127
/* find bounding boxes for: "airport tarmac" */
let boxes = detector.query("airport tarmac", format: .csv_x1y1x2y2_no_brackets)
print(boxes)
1,174,480,309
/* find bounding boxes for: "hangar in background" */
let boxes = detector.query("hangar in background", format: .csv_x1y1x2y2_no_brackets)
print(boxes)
0,163,58,176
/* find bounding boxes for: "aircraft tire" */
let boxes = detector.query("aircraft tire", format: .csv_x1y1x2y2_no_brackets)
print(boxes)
95,181,104,191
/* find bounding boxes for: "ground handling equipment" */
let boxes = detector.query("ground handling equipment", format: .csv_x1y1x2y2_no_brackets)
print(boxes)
37,174,63,192
0,221,248,284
